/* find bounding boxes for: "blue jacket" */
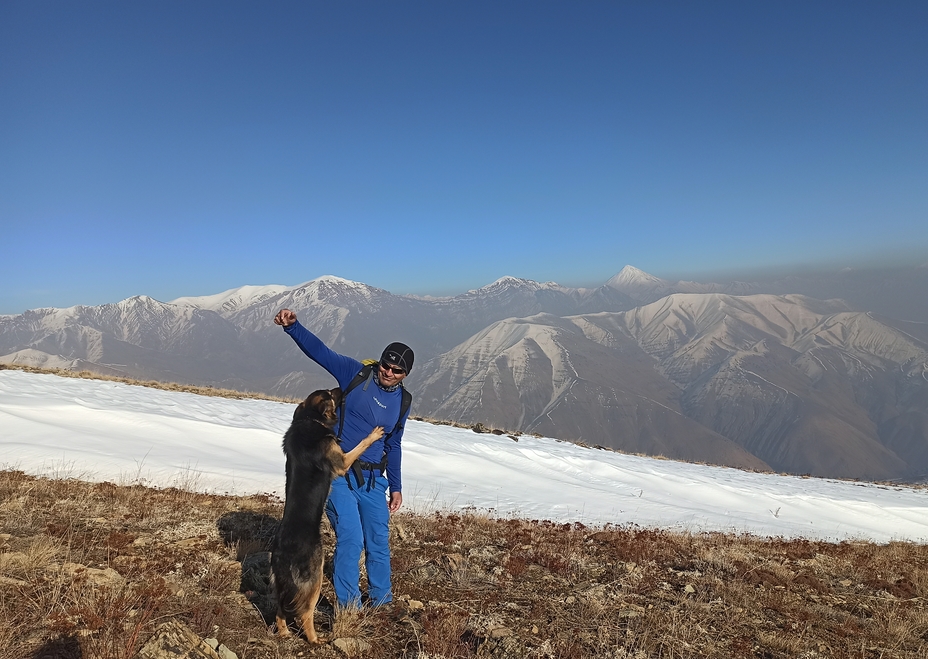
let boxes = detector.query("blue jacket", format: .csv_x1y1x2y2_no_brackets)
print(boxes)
284,321,406,493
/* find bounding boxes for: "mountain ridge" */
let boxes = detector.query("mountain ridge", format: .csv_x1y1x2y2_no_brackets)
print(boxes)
2,265,927,481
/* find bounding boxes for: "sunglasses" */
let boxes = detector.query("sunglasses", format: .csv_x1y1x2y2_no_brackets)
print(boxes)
379,361,406,375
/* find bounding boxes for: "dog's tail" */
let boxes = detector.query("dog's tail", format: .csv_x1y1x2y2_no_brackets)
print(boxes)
270,561,300,619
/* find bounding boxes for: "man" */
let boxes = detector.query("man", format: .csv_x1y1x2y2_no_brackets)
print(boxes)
274,308,412,608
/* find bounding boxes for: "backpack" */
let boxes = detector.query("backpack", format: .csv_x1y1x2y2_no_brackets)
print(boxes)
336,360,412,489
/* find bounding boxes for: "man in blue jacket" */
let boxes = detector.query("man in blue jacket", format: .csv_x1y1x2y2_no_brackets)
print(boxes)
274,308,413,609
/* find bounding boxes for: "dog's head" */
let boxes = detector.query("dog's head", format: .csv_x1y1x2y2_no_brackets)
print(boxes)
292,387,344,426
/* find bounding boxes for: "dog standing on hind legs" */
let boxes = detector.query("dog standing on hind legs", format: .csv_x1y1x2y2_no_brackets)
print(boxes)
270,387,384,643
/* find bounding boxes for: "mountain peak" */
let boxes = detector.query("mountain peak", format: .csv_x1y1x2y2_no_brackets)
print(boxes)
608,266,665,286
117,295,159,307
468,276,561,295
484,276,535,289
312,275,359,286
300,275,382,293
171,285,290,314
285,275,391,306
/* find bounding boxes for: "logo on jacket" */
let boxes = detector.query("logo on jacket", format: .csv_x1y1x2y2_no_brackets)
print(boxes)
373,396,388,409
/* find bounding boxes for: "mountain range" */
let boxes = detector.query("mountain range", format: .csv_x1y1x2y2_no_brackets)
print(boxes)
3,265,927,482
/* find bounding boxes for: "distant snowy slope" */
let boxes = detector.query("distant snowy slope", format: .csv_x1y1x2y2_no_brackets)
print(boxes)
2,369,927,543
171,284,291,316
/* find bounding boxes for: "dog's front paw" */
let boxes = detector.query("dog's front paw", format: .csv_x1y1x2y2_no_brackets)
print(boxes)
367,426,385,442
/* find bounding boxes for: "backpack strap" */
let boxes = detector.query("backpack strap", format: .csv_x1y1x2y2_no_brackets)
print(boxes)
336,363,376,441
389,387,412,438
337,362,413,490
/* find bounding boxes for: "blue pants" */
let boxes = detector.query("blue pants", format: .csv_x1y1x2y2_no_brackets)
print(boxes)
324,473,392,607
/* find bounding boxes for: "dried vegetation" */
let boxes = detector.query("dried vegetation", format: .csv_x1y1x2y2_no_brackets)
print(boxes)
1,470,926,659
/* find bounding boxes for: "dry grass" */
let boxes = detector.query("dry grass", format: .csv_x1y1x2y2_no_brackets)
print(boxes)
1,470,926,659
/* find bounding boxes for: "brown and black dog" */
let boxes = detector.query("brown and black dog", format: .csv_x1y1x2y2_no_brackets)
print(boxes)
270,387,383,643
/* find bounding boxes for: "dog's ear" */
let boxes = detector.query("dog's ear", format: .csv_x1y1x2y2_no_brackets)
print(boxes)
293,396,312,421
330,387,343,409
319,387,343,425
319,392,339,424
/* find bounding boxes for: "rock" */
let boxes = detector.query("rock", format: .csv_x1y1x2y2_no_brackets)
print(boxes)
440,553,465,571
332,637,371,656
410,562,442,581
137,619,222,659
580,584,611,603
407,599,425,612
480,634,531,658
57,562,124,587
204,638,239,659
173,536,208,549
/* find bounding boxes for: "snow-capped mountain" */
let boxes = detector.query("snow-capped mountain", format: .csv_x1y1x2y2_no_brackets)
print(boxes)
606,265,759,303
606,264,928,323
605,265,674,301
412,311,770,472
2,266,927,482
171,284,291,316
411,291,928,481
0,296,250,385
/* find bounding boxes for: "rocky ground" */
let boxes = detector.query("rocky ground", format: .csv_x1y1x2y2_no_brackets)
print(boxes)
1,469,926,659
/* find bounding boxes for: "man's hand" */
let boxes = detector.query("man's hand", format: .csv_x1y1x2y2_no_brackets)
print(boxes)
274,309,297,327
388,491,403,513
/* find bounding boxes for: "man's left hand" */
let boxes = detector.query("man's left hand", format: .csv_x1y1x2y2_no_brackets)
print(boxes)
388,491,403,513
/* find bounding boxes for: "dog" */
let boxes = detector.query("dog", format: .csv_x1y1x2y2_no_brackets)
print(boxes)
270,387,384,643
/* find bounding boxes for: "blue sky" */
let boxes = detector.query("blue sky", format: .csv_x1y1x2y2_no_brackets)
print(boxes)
2,1,926,314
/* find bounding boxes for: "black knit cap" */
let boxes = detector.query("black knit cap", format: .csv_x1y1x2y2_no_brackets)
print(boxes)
381,342,414,374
